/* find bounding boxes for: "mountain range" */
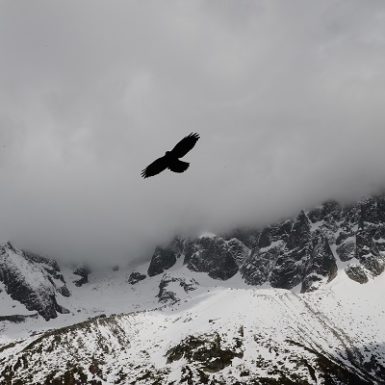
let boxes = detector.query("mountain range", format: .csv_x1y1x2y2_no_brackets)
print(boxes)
1,194,385,384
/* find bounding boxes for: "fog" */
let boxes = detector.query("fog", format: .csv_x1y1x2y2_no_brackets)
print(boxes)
1,1,385,264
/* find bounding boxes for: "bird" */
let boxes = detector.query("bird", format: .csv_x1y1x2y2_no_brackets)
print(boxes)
141,132,200,178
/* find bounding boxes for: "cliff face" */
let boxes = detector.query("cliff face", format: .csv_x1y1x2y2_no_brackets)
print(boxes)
147,195,385,291
0,242,70,320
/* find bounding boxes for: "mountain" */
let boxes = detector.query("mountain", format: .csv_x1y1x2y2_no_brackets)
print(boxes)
146,196,385,291
0,242,70,321
1,195,385,384
1,272,384,384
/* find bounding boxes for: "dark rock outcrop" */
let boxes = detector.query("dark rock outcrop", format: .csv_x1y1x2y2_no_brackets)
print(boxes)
0,242,70,320
149,193,385,291
184,236,245,280
0,313,39,323
345,265,369,284
127,272,146,285
73,265,91,287
147,247,177,277
147,238,185,277
166,333,243,372
157,274,197,303
301,233,338,292
241,195,385,290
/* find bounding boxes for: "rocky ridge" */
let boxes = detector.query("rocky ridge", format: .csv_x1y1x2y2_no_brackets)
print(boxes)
0,242,70,320
146,195,385,293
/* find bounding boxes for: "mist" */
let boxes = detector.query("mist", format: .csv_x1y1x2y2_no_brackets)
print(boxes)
1,0,385,264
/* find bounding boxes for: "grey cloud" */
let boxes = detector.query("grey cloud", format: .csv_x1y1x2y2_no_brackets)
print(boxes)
1,0,385,263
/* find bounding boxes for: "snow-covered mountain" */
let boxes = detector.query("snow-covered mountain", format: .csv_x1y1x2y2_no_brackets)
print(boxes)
0,242,70,321
1,195,385,384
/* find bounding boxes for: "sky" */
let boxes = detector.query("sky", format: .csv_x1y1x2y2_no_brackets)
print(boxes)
1,0,385,264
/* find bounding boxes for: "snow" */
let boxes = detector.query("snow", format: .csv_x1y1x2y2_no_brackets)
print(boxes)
2,268,385,383
0,244,54,295
1,227,385,383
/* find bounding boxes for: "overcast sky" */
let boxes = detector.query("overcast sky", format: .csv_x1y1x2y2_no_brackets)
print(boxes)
1,0,385,264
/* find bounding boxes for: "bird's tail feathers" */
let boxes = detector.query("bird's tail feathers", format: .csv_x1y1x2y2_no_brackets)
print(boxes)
168,159,190,173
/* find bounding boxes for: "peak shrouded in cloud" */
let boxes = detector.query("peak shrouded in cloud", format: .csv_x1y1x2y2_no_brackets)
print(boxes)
1,0,385,263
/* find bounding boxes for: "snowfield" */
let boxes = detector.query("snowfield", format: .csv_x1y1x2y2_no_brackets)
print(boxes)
1,263,384,384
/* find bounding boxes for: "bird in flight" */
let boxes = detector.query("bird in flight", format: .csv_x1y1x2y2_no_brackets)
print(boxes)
141,132,200,178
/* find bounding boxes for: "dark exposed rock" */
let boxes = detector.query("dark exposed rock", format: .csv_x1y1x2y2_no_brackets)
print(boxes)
0,242,70,320
301,234,337,293
148,236,250,280
258,221,292,249
308,200,342,223
157,275,197,303
0,313,39,323
342,202,361,225
336,231,351,245
345,265,369,284
269,212,312,290
270,247,307,289
147,237,185,277
146,236,249,281
166,333,243,372
184,236,243,280
227,238,251,267
258,227,273,248
223,228,259,249
359,197,385,225
336,238,356,261
57,286,71,297
73,265,91,287
147,247,177,277
244,196,385,289
127,271,146,285
286,211,311,250
241,246,280,286
355,226,385,276
23,251,65,282
360,254,384,277
150,194,385,291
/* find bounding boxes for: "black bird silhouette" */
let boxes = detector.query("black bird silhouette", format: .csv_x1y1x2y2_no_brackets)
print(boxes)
141,133,200,178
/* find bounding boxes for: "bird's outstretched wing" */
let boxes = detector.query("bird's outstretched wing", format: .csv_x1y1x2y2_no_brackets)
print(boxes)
141,156,169,178
168,159,189,173
170,132,200,158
